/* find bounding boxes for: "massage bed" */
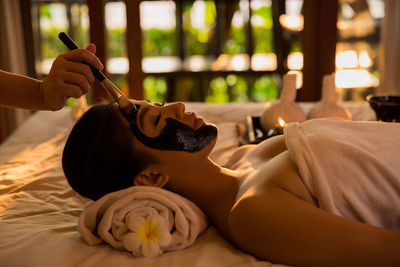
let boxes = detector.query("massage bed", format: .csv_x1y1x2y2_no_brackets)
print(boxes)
0,102,375,267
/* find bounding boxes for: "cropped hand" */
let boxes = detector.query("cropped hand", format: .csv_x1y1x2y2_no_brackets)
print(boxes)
40,44,103,110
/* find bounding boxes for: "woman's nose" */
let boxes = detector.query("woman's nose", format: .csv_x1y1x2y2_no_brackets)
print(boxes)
165,102,185,119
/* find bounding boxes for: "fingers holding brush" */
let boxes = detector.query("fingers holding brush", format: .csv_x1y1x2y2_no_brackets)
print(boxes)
40,46,103,110
63,45,103,71
86,43,97,55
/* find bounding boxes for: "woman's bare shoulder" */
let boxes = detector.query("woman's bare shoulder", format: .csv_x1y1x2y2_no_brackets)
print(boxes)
223,144,255,169
224,135,287,169
233,150,316,211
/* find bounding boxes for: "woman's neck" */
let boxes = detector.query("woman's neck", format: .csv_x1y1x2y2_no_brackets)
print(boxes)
165,158,240,238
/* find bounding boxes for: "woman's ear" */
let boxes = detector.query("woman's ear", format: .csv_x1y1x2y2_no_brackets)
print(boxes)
133,165,169,188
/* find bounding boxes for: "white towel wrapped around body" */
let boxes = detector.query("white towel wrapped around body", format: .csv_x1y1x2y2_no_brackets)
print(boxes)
284,118,400,230
78,186,208,257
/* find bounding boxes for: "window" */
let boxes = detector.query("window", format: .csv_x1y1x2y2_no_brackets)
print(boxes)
137,0,286,103
24,0,378,104
335,0,384,101
105,1,129,97
27,0,90,105
30,0,89,77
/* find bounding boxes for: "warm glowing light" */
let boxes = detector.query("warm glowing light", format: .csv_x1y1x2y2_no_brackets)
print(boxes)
107,57,129,74
277,117,287,128
279,14,304,31
190,0,206,29
336,50,358,69
142,56,181,73
0,133,65,180
229,54,249,71
358,50,372,68
337,20,350,31
251,15,265,27
211,54,250,71
211,54,229,71
183,56,207,72
337,13,375,38
287,70,303,89
40,58,54,74
39,4,68,30
232,10,245,28
140,1,175,29
335,69,379,88
287,52,303,70
251,53,277,71
106,2,126,29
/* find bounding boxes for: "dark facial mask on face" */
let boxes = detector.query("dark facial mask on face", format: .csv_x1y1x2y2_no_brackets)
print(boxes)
130,118,217,153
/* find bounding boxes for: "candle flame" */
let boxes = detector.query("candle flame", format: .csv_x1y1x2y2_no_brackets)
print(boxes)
278,117,286,128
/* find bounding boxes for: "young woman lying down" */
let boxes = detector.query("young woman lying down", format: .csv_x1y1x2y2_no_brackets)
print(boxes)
62,100,400,267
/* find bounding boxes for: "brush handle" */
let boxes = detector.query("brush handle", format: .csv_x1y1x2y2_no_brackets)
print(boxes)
58,32,106,82
59,32,136,113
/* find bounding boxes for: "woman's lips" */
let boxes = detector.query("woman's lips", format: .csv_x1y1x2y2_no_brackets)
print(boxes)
192,113,204,129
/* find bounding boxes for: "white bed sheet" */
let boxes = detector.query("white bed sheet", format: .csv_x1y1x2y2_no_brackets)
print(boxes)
0,102,375,267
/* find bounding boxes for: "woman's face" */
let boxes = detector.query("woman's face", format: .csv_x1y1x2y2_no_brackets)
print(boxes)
129,100,218,153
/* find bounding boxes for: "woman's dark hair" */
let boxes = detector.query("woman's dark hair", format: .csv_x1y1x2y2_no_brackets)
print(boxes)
62,103,153,200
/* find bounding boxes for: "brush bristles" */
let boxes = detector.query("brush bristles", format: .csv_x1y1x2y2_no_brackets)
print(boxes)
119,96,136,113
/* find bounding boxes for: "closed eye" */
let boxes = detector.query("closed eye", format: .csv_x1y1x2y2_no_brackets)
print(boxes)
146,99,165,107
154,113,161,126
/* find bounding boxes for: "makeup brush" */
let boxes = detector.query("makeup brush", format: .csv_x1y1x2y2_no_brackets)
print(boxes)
58,32,136,117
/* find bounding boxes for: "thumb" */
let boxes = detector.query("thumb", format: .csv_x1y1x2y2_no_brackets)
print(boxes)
86,43,96,54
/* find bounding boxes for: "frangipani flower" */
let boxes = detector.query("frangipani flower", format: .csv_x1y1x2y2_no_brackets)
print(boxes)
123,214,172,257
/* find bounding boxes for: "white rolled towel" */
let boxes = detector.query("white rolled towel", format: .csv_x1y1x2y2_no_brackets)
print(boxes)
78,186,208,257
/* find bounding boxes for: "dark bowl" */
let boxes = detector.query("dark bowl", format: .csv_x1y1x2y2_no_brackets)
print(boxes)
366,95,400,122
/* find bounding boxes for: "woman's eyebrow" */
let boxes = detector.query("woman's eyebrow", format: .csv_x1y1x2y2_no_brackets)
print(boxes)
139,106,150,129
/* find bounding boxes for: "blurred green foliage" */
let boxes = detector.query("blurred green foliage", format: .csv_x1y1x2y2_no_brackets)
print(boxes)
207,77,229,103
65,97,76,107
224,26,246,54
39,4,89,59
40,26,69,59
39,4,67,58
206,74,277,103
229,75,249,102
290,40,302,53
143,76,168,103
251,75,278,101
142,28,176,57
252,5,274,53
183,1,217,55
38,1,279,104
108,28,127,57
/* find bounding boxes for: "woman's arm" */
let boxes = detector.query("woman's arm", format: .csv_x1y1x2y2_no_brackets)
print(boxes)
228,187,400,266
0,44,102,111
0,70,44,109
